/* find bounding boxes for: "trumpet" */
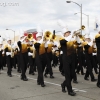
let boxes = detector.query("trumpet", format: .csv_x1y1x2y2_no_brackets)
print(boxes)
72,29,85,41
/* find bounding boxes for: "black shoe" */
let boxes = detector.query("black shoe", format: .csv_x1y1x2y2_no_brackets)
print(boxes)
41,84,46,87
37,82,41,85
76,71,80,75
84,77,89,81
61,84,66,93
22,78,28,81
44,74,48,78
68,91,76,96
50,75,54,78
8,74,12,77
73,80,78,84
97,84,100,88
61,72,65,76
32,72,35,75
81,73,85,75
91,79,97,82
96,72,99,74
18,71,21,73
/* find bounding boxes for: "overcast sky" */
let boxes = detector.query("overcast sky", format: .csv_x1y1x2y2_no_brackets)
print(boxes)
0,0,100,38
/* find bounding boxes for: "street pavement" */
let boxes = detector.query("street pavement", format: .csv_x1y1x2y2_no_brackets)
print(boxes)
0,67,100,100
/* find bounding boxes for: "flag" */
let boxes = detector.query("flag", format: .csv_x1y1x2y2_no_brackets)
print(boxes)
94,17,100,30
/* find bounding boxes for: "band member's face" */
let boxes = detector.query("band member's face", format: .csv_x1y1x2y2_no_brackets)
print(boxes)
0,44,2,48
85,38,91,42
37,36,42,41
64,32,71,37
7,40,11,45
20,36,24,40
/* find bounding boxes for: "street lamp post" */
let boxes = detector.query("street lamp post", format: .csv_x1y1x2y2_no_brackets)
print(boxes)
74,12,89,28
66,1,82,34
6,29,15,42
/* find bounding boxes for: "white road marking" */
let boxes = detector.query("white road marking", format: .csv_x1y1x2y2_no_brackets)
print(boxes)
1,71,87,93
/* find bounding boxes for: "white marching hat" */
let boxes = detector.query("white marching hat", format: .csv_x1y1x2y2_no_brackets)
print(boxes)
36,26,43,38
36,33,42,38
6,37,11,41
57,19,70,35
85,34,90,38
62,28,71,35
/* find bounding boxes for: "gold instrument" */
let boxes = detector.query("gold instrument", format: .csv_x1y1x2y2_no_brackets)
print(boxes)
72,29,85,41
44,31,52,40
27,33,33,41
44,30,56,41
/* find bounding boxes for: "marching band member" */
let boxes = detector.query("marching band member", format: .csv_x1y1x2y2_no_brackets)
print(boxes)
59,27,76,96
34,27,47,87
95,29,100,88
44,30,55,78
17,32,29,81
52,40,59,67
27,38,36,75
83,33,97,82
75,34,85,75
4,37,14,77
13,41,21,73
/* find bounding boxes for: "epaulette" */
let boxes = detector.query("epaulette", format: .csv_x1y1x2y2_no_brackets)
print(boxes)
59,38,65,41
82,42,88,46
95,34,100,38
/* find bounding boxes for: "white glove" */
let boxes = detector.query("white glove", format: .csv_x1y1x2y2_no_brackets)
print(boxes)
76,36,81,43
45,43,48,48
92,53,97,55
6,52,11,56
2,51,4,54
78,44,82,47
28,52,33,56
60,51,63,54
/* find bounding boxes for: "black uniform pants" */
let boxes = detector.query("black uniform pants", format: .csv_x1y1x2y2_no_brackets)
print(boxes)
45,52,53,76
59,54,64,73
62,54,75,93
77,52,84,74
6,55,12,75
35,53,46,85
19,52,28,78
16,54,21,72
97,53,100,85
28,56,35,74
84,53,95,80
92,55,98,73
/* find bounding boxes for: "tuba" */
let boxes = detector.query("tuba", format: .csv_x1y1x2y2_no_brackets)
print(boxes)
43,30,57,42
44,31,52,40
27,33,33,41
